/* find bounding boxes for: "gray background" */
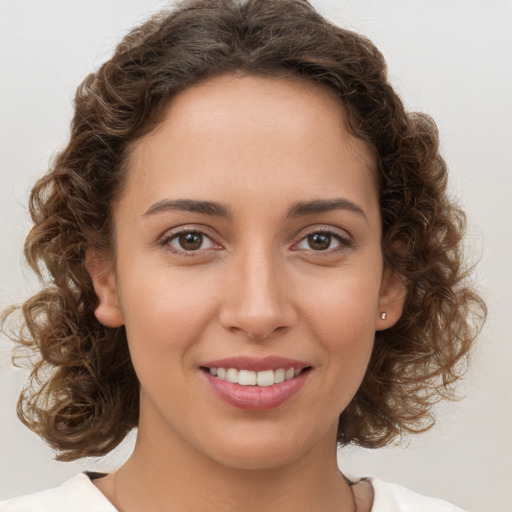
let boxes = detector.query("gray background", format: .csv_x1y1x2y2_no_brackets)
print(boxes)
1,1,511,510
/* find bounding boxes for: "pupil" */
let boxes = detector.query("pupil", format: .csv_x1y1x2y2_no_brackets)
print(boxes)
179,232,203,250
309,233,331,250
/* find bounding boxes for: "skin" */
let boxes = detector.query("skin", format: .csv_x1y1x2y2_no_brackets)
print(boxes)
88,74,405,512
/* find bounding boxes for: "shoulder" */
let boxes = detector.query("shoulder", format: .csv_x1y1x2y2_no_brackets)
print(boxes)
0,474,117,512
368,477,467,512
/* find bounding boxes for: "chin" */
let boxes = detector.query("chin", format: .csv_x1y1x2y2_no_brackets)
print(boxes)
211,443,303,471
199,422,333,471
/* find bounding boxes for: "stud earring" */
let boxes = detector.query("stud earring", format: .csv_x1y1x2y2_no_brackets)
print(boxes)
380,312,387,320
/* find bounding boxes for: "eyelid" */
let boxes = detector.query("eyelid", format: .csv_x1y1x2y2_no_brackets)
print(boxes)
158,225,223,254
157,223,353,255
291,225,353,252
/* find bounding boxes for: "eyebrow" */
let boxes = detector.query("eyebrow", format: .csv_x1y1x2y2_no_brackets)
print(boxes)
143,197,367,221
287,198,367,221
143,199,231,218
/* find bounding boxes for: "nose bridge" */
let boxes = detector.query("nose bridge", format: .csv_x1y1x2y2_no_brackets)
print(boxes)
220,242,294,339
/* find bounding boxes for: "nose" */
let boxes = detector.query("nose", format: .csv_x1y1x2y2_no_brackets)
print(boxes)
218,248,297,340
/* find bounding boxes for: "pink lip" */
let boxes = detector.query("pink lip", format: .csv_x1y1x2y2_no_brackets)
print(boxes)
201,355,310,372
200,356,312,412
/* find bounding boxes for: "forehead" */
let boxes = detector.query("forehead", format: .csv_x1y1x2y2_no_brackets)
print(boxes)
123,74,378,218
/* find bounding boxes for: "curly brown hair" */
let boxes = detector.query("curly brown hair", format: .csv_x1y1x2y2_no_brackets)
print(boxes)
2,0,486,461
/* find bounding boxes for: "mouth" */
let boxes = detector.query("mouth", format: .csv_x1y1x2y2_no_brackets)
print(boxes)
200,357,312,411
201,366,310,386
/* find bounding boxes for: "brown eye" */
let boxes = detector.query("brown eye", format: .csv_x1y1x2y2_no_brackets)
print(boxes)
294,229,351,253
307,233,332,251
178,232,203,250
166,231,217,252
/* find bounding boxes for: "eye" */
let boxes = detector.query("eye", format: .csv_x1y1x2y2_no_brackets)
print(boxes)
164,230,218,253
294,230,351,252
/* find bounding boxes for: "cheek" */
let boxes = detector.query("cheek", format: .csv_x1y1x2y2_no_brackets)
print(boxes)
118,268,220,377
300,272,380,387
302,270,381,339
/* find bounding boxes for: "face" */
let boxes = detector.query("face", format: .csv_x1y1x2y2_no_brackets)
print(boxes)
89,74,404,471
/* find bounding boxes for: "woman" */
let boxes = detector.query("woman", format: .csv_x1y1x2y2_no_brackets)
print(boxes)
0,0,485,510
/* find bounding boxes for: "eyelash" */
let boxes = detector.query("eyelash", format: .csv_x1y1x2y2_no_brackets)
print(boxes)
292,228,353,254
159,226,353,256
159,227,221,256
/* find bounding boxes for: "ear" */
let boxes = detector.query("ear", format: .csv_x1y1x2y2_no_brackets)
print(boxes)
375,266,406,331
85,249,125,328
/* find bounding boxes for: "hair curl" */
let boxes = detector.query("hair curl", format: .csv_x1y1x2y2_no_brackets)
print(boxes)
2,0,486,461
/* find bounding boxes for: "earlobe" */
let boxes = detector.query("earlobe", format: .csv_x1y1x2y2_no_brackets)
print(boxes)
85,249,125,328
375,267,407,331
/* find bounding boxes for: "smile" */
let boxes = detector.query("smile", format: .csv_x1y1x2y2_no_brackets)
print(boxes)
207,367,303,386
200,357,312,411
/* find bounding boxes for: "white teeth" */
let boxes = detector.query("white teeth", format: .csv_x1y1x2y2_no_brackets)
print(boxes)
209,366,304,386
238,369,257,385
226,368,238,383
256,369,274,387
274,368,285,384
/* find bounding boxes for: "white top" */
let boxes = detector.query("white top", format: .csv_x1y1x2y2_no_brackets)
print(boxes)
0,473,466,511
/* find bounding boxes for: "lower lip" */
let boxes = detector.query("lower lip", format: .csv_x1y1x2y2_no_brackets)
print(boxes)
202,369,310,412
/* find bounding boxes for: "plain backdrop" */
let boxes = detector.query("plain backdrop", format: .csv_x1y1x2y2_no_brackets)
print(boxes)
1,1,511,510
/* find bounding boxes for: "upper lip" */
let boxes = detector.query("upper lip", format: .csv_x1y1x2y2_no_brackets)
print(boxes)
200,355,311,372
